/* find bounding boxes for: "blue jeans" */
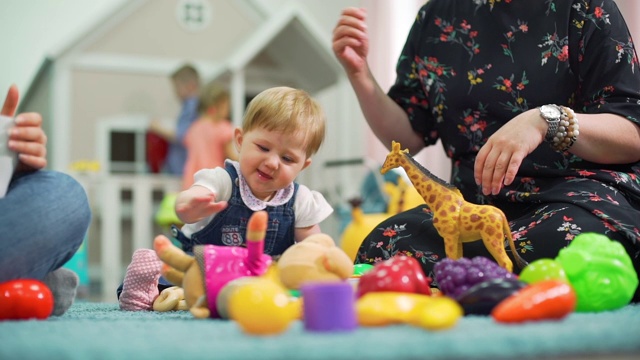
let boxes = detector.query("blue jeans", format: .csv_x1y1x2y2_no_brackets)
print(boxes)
0,170,91,282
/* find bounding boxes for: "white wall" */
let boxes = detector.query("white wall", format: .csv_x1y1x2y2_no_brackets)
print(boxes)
0,0,127,96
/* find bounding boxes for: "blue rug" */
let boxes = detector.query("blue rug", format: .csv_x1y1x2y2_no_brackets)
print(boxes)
1,302,639,359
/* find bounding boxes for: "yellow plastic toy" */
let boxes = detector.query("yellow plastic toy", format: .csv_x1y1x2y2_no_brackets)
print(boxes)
227,277,301,336
340,177,424,261
356,292,463,331
381,141,526,272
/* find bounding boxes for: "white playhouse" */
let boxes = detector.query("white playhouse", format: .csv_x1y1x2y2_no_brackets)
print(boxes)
20,0,371,300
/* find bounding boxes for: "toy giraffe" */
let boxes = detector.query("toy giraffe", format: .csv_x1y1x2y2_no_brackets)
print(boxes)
381,141,526,272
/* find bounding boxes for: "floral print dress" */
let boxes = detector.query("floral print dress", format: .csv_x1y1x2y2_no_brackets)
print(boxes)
357,0,640,301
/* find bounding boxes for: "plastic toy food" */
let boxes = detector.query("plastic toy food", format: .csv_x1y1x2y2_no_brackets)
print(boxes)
357,255,432,298
457,277,527,315
356,292,462,330
302,282,357,332
410,295,464,330
491,279,576,323
0,279,54,321
352,263,374,276
153,211,272,318
381,141,527,272
227,277,300,336
433,256,516,300
518,258,568,284
555,232,638,312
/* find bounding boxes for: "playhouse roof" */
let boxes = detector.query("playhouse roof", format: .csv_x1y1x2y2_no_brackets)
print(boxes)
23,0,341,105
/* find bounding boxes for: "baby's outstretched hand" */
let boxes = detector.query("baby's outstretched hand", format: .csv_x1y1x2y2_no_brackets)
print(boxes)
175,186,228,224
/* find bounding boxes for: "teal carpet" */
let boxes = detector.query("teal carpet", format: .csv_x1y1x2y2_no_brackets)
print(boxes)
1,302,639,360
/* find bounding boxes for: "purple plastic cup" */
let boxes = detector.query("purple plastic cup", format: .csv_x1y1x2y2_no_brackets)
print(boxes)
301,282,357,332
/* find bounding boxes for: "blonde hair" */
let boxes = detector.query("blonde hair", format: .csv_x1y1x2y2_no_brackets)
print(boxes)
242,87,326,157
198,81,229,115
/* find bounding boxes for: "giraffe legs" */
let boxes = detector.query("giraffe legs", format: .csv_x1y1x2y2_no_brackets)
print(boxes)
442,235,463,260
480,234,513,273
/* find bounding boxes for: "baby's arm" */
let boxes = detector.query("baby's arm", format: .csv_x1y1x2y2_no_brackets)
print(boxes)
292,185,334,242
175,185,228,224
294,224,322,243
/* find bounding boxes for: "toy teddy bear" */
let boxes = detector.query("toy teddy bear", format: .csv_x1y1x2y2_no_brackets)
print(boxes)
276,233,354,291
153,211,272,319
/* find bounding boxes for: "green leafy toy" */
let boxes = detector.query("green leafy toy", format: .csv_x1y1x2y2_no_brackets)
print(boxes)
556,232,638,312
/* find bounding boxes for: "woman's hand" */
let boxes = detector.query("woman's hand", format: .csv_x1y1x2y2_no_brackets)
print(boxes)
332,7,369,77
2,85,47,172
474,109,546,195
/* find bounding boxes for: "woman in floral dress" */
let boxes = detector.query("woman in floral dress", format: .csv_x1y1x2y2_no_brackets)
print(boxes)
333,0,640,301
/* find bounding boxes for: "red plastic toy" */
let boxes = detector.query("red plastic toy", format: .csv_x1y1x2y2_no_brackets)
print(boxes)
357,255,432,298
0,279,54,321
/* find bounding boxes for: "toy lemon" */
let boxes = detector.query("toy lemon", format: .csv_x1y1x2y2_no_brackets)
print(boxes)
409,296,463,330
227,278,301,335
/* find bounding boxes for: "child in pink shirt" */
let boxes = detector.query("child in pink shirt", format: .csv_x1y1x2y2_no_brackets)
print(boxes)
182,82,237,189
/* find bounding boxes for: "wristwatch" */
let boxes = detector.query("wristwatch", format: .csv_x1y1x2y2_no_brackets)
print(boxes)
538,104,562,142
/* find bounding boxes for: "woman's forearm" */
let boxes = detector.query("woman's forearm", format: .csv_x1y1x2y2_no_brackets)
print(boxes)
569,112,640,164
347,69,424,154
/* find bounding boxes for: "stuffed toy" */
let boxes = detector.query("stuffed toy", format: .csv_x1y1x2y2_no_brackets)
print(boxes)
277,233,354,291
153,211,272,319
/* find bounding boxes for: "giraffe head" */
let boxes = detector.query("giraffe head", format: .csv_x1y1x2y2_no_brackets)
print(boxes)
381,141,409,174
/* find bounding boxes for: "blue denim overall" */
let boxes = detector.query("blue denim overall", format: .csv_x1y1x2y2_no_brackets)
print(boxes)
172,162,298,257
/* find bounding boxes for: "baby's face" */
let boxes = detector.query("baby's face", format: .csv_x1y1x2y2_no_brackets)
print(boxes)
235,127,311,201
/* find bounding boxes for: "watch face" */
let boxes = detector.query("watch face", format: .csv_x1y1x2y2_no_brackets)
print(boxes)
540,105,561,119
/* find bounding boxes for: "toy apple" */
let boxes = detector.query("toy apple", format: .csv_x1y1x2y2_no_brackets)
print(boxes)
519,258,568,284
0,279,54,321
356,255,432,298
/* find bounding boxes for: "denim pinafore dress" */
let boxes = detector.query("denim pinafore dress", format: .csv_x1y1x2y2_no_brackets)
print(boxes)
172,162,298,257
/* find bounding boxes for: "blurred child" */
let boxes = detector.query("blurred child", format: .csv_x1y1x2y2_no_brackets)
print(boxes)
149,63,201,175
119,86,333,311
182,81,237,189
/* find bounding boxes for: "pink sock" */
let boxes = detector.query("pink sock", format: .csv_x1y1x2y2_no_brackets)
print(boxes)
119,249,163,311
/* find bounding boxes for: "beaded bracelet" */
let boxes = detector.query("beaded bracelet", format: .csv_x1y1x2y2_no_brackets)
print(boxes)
550,106,580,152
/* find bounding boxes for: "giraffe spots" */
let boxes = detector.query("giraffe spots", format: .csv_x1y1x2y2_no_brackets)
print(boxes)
426,184,433,192
479,207,489,214
475,222,485,231
469,214,480,223
462,207,472,213
428,194,436,203
449,205,456,213
485,226,496,236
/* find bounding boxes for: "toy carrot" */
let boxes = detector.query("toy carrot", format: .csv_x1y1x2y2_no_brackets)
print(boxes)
491,279,576,323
